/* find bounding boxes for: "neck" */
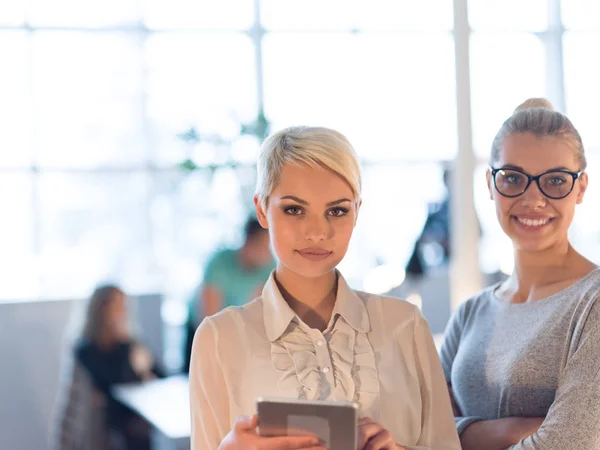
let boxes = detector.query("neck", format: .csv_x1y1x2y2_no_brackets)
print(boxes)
514,237,570,273
95,329,127,350
503,238,590,302
274,266,337,331
96,333,117,350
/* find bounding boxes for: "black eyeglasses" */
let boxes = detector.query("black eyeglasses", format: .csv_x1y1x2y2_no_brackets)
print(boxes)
490,167,582,199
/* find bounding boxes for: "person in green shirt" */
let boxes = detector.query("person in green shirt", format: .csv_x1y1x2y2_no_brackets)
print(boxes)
183,217,275,372
199,219,275,316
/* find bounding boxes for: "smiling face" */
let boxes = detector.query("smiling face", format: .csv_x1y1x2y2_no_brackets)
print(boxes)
255,163,360,280
487,132,588,253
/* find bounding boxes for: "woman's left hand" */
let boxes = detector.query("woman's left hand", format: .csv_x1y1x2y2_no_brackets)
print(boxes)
357,417,406,450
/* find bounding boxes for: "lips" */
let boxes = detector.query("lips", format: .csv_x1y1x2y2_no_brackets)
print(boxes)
517,217,549,226
512,215,553,229
297,248,332,261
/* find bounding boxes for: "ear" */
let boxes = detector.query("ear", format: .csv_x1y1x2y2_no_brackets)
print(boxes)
254,195,269,228
486,169,494,200
576,172,588,204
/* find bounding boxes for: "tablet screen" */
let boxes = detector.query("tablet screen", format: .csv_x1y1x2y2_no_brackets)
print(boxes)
257,397,357,450
287,414,330,447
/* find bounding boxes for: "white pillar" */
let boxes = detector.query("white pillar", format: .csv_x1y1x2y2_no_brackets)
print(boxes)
451,0,483,310
546,0,566,113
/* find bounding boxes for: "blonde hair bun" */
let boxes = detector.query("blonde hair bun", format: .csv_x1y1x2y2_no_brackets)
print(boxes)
514,97,554,113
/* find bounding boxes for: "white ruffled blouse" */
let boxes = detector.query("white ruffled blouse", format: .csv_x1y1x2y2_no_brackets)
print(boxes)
190,272,460,450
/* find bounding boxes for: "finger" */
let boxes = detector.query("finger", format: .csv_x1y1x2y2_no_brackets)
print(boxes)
363,429,395,450
357,422,383,450
233,414,258,432
359,417,375,425
262,435,323,450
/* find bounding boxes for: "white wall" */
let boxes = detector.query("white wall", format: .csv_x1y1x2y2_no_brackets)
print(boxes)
0,294,163,450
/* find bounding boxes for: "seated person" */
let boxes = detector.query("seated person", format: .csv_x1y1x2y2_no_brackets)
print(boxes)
75,284,165,450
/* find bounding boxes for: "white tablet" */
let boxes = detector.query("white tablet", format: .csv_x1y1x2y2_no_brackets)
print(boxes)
257,397,359,450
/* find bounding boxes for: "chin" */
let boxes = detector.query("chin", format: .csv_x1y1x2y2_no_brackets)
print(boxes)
514,238,557,253
281,258,341,279
516,244,545,253
295,265,339,279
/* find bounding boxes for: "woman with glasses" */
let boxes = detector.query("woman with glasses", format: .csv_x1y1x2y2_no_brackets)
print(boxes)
440,98,600,449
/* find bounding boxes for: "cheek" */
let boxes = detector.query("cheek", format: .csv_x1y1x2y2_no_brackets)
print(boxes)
332,218,356,243
266,215,297,249
268,212,295,234
340,217,356,233
558,201,577,223
494,195,513,215
493,198,518,230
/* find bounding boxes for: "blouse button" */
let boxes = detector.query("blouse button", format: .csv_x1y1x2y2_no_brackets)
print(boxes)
322,366,330,374
316,340,324,347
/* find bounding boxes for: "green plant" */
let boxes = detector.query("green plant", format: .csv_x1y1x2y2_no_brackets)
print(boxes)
177,110,270,173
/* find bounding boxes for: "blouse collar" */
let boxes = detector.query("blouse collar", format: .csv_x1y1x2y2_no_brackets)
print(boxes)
262,270,370,342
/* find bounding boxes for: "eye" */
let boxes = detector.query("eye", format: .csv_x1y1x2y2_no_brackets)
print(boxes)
505,173,523,184
328,207,349,217
284,206,304,216
547,175,567,185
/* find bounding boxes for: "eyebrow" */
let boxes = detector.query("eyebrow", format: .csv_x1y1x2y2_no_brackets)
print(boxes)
280,195,353,207
500,164,573,172
326,198,353,207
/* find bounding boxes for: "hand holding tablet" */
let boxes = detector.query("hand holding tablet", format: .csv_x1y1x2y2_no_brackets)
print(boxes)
218,415,326,450
257,397,359,450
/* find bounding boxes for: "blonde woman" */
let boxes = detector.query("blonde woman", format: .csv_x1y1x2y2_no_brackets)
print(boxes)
190,126,460,450
441,99,600,449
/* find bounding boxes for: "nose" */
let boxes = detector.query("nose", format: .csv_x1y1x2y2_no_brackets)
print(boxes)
304,214,329,242
520,180,547,208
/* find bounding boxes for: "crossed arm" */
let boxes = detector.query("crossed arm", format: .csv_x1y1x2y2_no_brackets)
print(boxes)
449,387,543,450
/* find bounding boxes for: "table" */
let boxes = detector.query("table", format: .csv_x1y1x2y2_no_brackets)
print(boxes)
113,375,190,450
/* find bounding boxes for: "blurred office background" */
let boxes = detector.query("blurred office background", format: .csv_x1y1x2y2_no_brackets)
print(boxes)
1,0,600,449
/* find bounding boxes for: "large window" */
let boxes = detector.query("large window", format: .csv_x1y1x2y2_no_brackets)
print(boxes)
562,3,600,266
0,0,456,302
469,0,600,274
2,0,600,305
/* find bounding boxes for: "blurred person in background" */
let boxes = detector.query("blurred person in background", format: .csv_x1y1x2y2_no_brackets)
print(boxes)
405,166,452,278
183,216,276,373
73,284,165,450
405,165,482,278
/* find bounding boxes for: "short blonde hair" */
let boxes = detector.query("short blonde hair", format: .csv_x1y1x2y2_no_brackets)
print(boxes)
255,126,362,207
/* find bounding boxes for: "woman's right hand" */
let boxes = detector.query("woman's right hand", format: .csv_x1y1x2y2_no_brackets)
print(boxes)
219,415,326,450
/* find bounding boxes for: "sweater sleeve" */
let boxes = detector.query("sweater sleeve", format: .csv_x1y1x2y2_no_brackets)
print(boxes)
507,296,600,449
439,299,485,435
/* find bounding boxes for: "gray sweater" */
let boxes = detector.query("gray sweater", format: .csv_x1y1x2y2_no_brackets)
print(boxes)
440,268,600,449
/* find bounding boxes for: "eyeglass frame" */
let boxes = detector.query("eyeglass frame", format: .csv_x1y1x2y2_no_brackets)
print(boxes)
489,167,583,200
